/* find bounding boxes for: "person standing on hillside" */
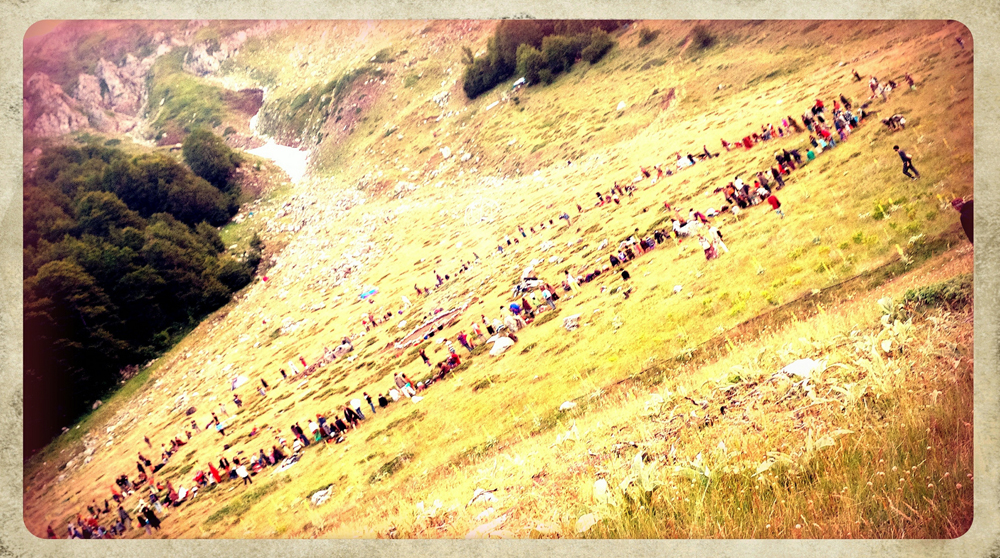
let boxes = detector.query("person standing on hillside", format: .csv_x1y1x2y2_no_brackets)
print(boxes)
893,145,920,179
419,348,431,367
767,193,785,218
541,286,556,311
364,392,377,414
234,459,251,485
117,505,132,530
350,397,366,420
565,271,581,294
770,167,785,189
344,405,362,429
456,331,473,353
141,505,161,532
951,198,973,244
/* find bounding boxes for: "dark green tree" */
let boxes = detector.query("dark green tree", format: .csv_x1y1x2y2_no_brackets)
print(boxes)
182,128,242,193
515,44,545,84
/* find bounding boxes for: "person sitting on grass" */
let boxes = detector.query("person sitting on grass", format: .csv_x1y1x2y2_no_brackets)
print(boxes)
270,445,285,464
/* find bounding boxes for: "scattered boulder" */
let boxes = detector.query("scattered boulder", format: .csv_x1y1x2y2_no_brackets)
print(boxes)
575,513,598,533
466,488,497,508
489,337,515,356
779,358,826,380
310,485,334,506
464,514,507,539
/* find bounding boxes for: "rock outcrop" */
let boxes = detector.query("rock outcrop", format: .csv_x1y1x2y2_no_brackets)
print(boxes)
23,73,89,137
94,54,154,116
25,52,154,138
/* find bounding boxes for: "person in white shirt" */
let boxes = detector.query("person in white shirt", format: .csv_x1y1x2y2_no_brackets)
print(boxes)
234,459,251,485
350,398,365,419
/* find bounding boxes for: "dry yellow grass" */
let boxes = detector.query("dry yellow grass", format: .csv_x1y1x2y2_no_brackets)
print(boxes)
23,19,973,539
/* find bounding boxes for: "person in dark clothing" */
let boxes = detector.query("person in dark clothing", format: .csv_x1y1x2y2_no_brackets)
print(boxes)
141,506,161,530
894,145,920,179
419,349,431,367
378,393,389,408
344,406,361,428
952,198,973,244
364,392,377,414
333,416,349,433
272,445,286,462
292,423,310,446
261,378,269,389
117,505,132,530
839,94,852,111
136,514,150,535
771,167,785,188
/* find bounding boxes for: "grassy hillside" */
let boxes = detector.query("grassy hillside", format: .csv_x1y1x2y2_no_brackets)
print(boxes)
23,20,973,539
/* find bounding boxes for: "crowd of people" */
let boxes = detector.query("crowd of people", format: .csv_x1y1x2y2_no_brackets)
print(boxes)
50,61,948,539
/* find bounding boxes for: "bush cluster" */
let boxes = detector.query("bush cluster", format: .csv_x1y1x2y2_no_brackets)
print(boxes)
463,20,623,98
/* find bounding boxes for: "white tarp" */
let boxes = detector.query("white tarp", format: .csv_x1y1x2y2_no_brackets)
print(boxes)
230,375,249,391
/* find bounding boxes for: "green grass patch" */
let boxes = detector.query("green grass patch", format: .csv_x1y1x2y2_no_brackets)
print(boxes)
202,477,287,527
901,273,972,312
368,452,415,484
533,308,563,327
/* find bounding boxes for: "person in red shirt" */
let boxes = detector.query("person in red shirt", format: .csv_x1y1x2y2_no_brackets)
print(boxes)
767,194,785,218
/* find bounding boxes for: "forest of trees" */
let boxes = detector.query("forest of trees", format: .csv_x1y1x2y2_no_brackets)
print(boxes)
24,132,260,456
462,20,623,99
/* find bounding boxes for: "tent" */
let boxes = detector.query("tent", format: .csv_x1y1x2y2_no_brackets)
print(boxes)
230,375,249,391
